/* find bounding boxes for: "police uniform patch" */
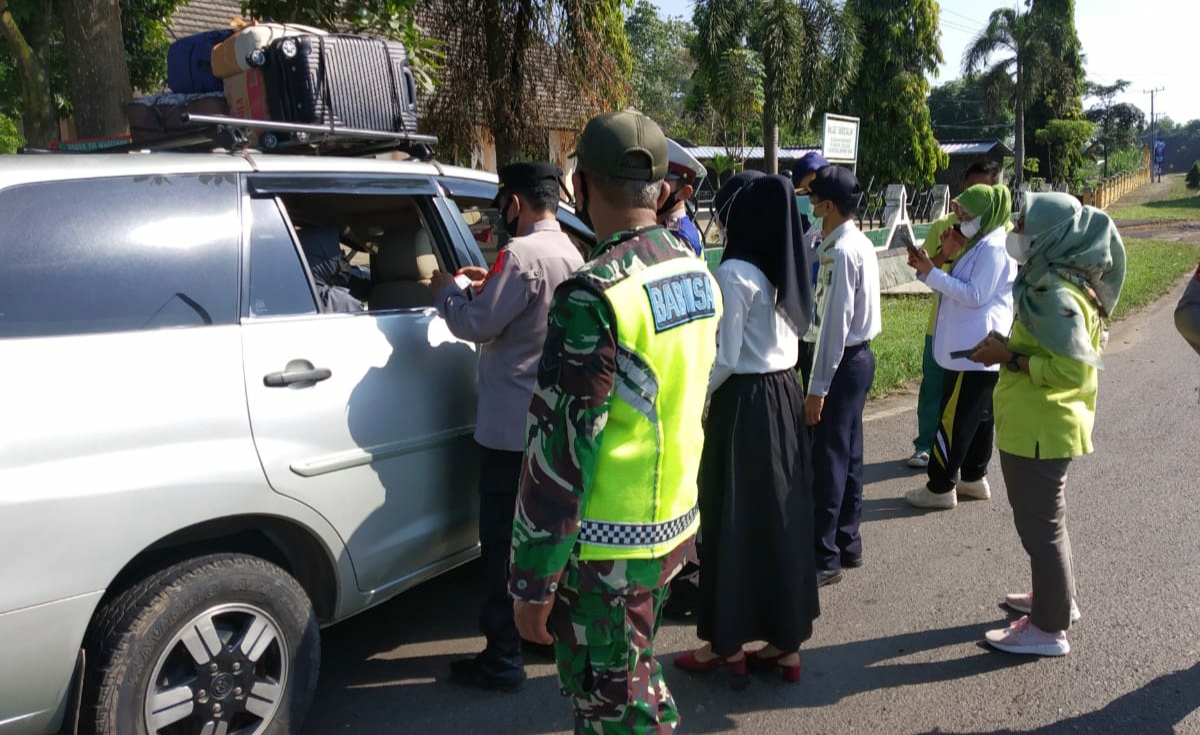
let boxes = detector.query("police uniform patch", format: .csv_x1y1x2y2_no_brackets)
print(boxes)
645,273,716,333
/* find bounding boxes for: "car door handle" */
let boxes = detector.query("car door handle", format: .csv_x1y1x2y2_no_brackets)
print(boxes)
263,368,332,387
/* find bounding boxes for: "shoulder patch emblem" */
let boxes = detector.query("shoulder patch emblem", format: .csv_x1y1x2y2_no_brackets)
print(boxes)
645,273,716,333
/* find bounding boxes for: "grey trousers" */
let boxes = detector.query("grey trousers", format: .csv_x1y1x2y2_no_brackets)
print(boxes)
1176,273,1200,356
1000,451,1075,632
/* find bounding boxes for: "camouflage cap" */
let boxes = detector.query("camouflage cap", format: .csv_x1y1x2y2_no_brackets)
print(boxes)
570,110,669,182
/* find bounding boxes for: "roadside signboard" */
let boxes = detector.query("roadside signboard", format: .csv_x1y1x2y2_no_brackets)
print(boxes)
822,113,860,168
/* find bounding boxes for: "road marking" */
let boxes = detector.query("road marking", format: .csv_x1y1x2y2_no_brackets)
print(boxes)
864,403,917,422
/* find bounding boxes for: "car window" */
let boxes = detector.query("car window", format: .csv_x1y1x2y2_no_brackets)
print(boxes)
0,174,240,339
446,189,596,265
248,198,318,318
447,194,505,266
272,192,447,312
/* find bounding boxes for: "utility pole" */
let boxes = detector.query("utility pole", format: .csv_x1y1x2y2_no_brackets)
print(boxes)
1145,87,1165,182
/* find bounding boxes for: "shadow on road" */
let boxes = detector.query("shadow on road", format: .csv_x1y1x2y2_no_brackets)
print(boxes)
860,496,927,523
667,621,1035,734
916,662,1200,735
864,459,926,486
306,573,1040,735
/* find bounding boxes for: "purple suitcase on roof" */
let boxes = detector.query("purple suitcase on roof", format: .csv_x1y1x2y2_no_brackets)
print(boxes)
263,34,419,134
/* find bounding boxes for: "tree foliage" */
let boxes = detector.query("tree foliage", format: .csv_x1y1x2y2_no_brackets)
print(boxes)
1084,79,1146,178
0,110,22,152
624,0,694,137
845,0,946,186
693,0,859,173
1034,118,1094,185
964,4,1071,187
927,76,1013,141
421,0,631,166
1022,0,1085,171
0,0,186,144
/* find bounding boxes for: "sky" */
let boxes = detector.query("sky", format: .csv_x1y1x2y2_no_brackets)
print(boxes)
650,0,1200,126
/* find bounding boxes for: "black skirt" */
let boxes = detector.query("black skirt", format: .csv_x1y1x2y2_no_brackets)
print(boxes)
696,369,820,655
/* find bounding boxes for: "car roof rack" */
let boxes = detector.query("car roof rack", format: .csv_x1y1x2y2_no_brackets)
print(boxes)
24,114,439,161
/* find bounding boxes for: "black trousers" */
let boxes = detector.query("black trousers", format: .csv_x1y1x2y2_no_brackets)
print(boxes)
477,444,524,667
811,343,875,572
926,369,998,494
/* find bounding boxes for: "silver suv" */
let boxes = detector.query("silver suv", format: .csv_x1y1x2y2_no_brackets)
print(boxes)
0,151,591,735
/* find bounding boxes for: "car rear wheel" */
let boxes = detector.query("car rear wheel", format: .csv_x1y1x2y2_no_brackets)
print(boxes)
82,554,320,735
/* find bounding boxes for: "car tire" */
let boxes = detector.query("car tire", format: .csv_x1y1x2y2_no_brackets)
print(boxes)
81,553,320,735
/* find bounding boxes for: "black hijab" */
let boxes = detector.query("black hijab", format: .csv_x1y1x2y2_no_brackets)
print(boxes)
718,174,812,337
712,170,765,227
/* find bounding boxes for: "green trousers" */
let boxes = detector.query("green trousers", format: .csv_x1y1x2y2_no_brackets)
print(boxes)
915,334,945,453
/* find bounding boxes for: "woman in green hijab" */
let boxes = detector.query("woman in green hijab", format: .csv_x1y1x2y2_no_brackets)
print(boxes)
905,183,1017,510
969,191,1126,657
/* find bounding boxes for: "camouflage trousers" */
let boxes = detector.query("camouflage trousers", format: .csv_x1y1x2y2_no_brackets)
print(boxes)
548,551,688,735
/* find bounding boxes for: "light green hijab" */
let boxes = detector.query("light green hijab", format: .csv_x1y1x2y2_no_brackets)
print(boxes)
954,184,1012,254
1013,192,1127,367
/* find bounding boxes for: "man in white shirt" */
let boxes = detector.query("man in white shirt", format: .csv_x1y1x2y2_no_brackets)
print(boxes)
805,166,882,587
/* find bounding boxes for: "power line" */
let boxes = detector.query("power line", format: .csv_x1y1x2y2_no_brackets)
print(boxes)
941,6,986,27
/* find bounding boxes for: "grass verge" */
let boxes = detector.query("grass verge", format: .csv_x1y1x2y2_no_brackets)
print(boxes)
1113,239,1200,319
869,238,1198,399
1110,175,1200,221
871,294,932,399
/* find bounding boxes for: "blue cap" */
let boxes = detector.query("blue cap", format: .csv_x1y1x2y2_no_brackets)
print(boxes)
792,152,830,185
808,165,862,207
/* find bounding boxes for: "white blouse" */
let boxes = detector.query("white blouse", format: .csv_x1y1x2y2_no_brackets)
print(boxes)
709,258,800,396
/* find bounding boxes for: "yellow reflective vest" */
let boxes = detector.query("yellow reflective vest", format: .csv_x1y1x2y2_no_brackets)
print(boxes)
575,228,722,561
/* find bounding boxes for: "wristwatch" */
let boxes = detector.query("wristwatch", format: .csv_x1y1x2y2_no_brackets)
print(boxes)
1006,351,1023,372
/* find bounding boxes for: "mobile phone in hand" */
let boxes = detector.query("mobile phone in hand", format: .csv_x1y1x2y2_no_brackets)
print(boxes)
949,348,977,360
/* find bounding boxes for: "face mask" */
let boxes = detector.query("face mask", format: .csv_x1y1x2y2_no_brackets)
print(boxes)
795,194,814,218
657,184,681,217
960,216,982,239
501,199,520,238
1006,232,1030,263
575,176,593,231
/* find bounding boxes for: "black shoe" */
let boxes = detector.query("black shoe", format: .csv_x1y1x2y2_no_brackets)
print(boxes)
842,555,864,569
521,640,557,661
817,569,844,588
662,580,699,621
449,655,527,693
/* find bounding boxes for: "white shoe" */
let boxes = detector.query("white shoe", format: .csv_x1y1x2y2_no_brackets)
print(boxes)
956,477,991,500
1005,592,1082,623
907,450,930,468
985,615,1070,656
905,486,957,509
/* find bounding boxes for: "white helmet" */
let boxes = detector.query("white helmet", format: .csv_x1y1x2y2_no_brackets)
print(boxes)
665,139,707,185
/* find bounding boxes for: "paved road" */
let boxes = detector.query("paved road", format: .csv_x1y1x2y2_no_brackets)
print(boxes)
303,277,1200,735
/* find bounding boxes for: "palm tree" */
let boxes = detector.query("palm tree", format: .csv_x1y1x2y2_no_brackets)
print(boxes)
694,0,860,174
963,5,1073,188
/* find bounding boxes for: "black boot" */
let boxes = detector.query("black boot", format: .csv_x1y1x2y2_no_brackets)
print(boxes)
449,652,527,693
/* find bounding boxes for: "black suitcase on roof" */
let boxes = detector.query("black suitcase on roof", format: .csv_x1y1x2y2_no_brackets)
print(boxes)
264,34,419,134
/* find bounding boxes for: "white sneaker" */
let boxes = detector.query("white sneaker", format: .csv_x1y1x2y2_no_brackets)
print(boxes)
985,615,1070,656
956,477,991,500
1005,592,1082,623
907,450,930,468
905,486,957,509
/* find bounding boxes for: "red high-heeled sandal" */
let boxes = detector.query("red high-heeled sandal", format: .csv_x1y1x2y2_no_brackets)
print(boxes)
674,650,747,676
747,648,802,683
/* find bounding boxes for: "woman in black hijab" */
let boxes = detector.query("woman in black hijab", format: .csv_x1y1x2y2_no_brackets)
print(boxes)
675,174,819,683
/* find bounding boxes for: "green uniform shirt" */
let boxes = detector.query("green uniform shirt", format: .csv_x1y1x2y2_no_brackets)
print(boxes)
994,281,1100,460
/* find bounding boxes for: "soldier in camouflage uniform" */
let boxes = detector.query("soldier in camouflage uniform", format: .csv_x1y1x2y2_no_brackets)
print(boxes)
510,111,721,734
